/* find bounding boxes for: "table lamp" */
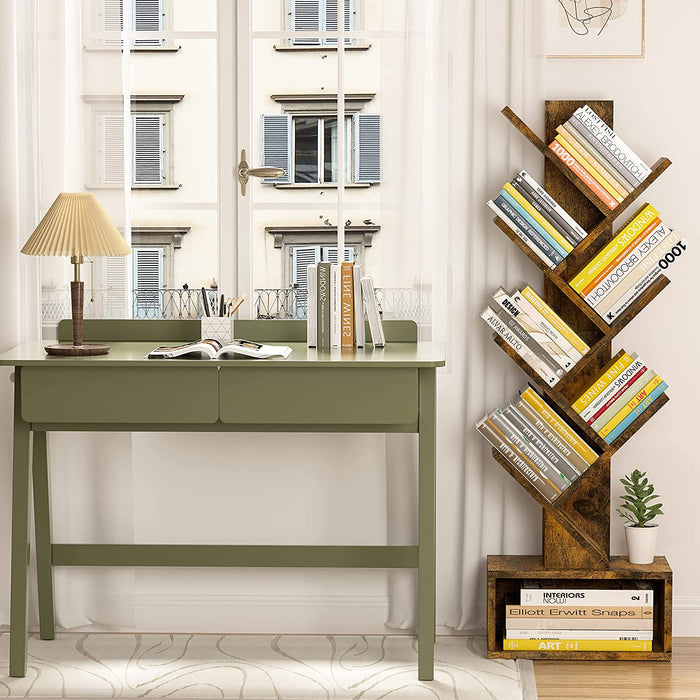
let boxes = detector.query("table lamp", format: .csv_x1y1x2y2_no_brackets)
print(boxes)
21,193,132,356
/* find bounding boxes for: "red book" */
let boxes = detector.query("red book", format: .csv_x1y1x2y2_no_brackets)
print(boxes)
548,140,618,210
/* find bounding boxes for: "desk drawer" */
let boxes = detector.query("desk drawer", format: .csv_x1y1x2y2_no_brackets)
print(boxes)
21,367,219,424
219,367,418,424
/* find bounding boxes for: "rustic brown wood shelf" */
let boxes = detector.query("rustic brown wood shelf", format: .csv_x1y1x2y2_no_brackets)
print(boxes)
486,101,673,661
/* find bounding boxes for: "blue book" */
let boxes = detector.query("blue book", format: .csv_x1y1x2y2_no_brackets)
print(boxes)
492,194,564,266
500,190,569,260
604,382,668,444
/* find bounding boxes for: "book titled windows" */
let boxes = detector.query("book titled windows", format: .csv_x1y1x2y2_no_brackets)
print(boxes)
306,262,383,350
572,352,669,445
476,387,598,503
487,170,587,268
481,285,589,386
548,104,651,210
569,203,686,324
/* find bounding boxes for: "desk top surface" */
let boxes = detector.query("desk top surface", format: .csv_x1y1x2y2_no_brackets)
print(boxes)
0,341,446,368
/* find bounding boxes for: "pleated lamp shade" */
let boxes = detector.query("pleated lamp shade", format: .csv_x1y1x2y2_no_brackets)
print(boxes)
21,193,131,257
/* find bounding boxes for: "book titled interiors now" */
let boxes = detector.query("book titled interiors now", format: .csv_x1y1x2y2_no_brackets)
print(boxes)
147,338,293,360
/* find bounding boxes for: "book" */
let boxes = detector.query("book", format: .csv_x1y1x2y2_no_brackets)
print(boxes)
352,264,365,348
505,629,653,641
581,356,646,424
503,182,574,253
572,353,636,415
488,196,564,267
520,387,598,465
148,338,293,360
517,286,590,356
503,638,651,651
492,287,573,371
317,261,331,350
361,276,385,347
340,261,354,349
330,263,342,348
548,140,619,210
574,104,651,182
476,415,561,502
569,204,659,293
505,605,653,619
506,617,653,630
555,124,631,198
306,264,317,348
480,306,561,386
564,116,640,191
521,588,653,607
597,375,665,439
513,172,585,245
604,382,668,444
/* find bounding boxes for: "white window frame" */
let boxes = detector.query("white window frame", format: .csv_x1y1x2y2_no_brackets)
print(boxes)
287,0,358,48
290,114,352,185
93,0,178,51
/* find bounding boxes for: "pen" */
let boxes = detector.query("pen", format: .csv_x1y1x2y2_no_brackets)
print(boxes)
229,297,245,316
219,294,225,317
201,287,210,317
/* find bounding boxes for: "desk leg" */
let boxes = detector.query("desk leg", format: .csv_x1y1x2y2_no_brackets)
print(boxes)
10,368,32,677
417,367,436,681
32,431,55,640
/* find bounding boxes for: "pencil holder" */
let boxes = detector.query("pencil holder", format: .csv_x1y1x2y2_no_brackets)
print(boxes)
200,317,234,345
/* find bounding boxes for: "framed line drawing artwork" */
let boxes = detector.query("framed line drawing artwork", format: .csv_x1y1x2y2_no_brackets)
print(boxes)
544,0,645,58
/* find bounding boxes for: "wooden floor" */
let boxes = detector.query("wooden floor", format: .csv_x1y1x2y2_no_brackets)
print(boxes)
534,638,700,700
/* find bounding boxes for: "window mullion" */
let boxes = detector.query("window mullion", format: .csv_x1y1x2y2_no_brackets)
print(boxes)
317,117,323,184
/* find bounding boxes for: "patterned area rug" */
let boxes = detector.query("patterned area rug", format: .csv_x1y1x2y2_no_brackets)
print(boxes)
0,633,532,699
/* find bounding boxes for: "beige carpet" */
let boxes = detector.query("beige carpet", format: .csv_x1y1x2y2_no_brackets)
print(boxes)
0,633,532,699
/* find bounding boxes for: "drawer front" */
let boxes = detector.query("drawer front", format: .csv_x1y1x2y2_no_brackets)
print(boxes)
219,367,418,424
21,367,219,424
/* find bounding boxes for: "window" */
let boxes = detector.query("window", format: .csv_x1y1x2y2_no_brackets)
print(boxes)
289,0,354,46
132,247,164,318
261,112,381,185
100,0,169,49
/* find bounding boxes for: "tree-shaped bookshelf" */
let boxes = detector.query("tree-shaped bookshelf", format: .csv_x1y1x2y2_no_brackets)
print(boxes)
486,101,672,661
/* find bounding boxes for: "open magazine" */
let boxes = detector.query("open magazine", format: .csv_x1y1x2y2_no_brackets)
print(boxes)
148,338,293,360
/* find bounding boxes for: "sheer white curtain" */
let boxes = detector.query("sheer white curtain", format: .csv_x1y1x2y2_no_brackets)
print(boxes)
383,0,547,632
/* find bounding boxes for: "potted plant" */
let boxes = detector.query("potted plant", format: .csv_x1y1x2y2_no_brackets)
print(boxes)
616,469,663,565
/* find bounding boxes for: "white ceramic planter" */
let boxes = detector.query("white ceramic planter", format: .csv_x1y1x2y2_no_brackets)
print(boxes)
624,523,659,565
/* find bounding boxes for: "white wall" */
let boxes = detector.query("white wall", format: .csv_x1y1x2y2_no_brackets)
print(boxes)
538,0,700,635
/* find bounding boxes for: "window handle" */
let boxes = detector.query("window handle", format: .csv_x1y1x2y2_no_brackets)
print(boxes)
237,149,285,195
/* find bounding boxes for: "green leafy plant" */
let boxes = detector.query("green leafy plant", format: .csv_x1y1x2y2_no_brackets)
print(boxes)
616,469,663,527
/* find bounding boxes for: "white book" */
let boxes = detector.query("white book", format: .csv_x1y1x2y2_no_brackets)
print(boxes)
578,355,643,423
306,264,317,348
361,276,385,347
330,263,342,348
505,629,653,641
511,289,583,364
521,588,653,606
480,306,560,386
353,263,365,347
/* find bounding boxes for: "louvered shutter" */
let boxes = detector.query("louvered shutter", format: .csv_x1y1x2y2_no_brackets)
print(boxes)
98,113,125,185
292,245,321,315
321,246,354,263
261,115,292,183
133,247,163,318
133,0,163,47
133,114,164,185
324,0,353,45
103,256,128,318
354,113,381,184
102,0,123,46
291,0,321,46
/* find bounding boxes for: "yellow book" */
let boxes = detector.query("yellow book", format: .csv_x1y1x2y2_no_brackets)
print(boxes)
556,125,631,198
598,375,665,439
554,134,624,204
570,204,659,293
521,388,598,465
340,261,355,349
572,353,635,413
503,182,574,254
520,286,590,355
503,638,651,652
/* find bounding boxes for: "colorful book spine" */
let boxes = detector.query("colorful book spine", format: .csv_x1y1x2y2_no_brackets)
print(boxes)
330,263,342,348
604,382,668,444
590,367,655,431
503,638,651,651
572,353,636,415
505,629,653,641
506,618,653,630
340,261,354,349
597,375,665,439
506,605,653,619
569,204,659,293
306,264,317,348
352,263,365,347
548,140,619,210
521,588,653,606
581,357,646,424
317,262,331,350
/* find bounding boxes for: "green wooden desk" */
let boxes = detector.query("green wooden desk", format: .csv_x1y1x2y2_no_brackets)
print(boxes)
0,319,445,680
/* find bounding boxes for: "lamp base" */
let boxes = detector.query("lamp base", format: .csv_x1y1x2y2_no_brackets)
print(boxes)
44,343,111,356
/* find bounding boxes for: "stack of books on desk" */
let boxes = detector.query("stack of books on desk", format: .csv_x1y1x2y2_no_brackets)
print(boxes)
572,352,668,445
504,585,654,652
487,170,587,268
548,104,651,210
476,387,598,502
481,285,590,386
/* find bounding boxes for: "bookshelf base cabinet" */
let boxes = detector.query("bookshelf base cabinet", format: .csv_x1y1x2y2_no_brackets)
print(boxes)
487,555,672,661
